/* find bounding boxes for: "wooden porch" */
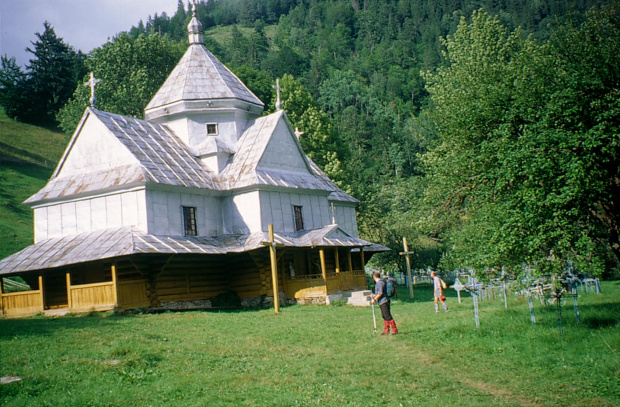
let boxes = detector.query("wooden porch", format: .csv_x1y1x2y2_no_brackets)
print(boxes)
1,244,371,317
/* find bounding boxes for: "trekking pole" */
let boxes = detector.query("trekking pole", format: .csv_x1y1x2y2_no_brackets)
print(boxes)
371,301,377,333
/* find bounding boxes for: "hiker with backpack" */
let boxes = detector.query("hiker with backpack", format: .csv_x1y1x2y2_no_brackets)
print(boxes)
431,271,449,313
370,272,398,334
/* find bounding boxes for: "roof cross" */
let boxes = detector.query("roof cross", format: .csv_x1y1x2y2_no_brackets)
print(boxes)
273,78,282,110
294,127,304,139
84,72,101,108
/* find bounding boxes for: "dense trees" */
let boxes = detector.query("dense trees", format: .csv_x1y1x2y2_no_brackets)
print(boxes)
2,0,617,276
57,33,184,135
418,6,620,278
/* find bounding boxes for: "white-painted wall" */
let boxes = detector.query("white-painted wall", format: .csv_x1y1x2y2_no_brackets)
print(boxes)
260,191,331,233
221,191,261,235
332,204,359,237
32,189,147,243
260,120,309,172
57,116,138,177
145,189,221,236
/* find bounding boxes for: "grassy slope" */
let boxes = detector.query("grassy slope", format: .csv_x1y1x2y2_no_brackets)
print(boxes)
0,109,67,259
0,284,618,406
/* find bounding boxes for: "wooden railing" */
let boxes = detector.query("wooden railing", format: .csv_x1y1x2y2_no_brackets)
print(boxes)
1,290,44,318
68,281,116,312
285,270,367,299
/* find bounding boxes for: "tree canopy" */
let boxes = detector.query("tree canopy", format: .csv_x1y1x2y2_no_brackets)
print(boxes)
418,6,620,278
2,0,618,277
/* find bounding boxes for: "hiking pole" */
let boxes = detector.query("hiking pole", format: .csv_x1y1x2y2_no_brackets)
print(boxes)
371,301,377,333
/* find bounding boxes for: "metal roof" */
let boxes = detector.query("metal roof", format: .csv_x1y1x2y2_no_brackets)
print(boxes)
0,226,388,275
26,109,216,204
218,110,358,203
145,43,263,111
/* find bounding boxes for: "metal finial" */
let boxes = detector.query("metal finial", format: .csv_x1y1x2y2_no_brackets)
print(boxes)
192,0,197,16
273,78,282,110
84,72,101,108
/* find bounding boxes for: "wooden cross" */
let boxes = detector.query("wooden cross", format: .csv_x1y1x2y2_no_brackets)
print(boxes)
399,237,414,299
261,224,285,313
294,127,304,138
84,72,101,108
273,78,282,110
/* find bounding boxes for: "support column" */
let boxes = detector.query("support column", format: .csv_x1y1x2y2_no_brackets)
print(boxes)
38,275,44,311
111,264,118,307
400,237,415,299
334,249,340,274
319,248,328,296
319,249,327,280
261,224,283,314
269,225,279,313
66,272,72,310
347,250,353,272
360,247,365,270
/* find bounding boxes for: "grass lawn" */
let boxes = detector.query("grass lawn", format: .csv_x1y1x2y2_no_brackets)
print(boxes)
1,283,618,406
0,108,65,260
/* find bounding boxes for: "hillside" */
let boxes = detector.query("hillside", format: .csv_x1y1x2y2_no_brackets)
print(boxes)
0,109,66,259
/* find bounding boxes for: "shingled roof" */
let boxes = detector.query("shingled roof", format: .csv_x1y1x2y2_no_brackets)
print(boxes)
145,42,262,112
0,225,387,276
26,109,216,204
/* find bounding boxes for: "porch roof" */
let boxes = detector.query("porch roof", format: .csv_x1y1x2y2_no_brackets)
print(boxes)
0,226,389,276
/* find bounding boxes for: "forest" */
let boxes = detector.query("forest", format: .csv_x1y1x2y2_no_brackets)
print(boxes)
1,0,618,280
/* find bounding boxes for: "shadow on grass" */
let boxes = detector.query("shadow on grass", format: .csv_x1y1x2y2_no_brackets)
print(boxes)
0,312,123,339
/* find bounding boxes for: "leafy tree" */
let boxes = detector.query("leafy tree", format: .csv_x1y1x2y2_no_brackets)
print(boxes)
232,64,273,108
275,74,346,187
57,33,184,135
418,7,620,278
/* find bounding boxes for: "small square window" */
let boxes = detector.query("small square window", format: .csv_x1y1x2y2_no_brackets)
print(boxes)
206,123,218,135
183,206,197,236
293,205,304,232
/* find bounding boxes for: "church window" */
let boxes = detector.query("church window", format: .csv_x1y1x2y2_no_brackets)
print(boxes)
293,205,304,231
206,123,218,135
183,206,197,236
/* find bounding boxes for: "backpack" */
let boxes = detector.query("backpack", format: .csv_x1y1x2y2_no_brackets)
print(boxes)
440,279,447,290
384,276,397,298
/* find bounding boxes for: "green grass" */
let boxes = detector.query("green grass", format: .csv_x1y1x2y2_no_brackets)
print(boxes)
1,283,618,406
0,109,66,259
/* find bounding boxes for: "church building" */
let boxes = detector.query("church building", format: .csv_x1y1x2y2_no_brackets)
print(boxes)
0,7,387,317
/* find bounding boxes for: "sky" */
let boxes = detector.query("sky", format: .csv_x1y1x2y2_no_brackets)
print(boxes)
0,0,180,67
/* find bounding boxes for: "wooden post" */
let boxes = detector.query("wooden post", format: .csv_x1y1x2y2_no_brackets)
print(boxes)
360,247,365,270
261,224,284,314
319,249,327,280
334,249,340,274
66,273,72,310
111,264,118,307
399,237,415,299
347,250,353,272
38,275,44,312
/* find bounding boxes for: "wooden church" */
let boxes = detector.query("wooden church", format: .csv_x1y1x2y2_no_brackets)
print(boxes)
0,8,387,317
